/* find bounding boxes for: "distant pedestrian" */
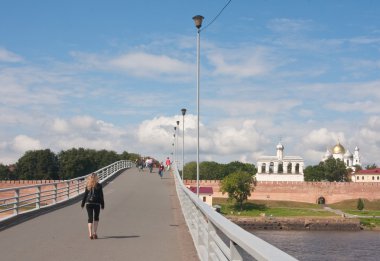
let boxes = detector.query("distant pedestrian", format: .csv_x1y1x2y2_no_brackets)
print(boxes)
158,162,165,178
81,173,105,240
138,157,144,171
165,157,171,171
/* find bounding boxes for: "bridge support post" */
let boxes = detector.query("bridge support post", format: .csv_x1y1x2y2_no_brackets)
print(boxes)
66,182,69,200
36,186,41,209
53,184,57,204
13,189,19,216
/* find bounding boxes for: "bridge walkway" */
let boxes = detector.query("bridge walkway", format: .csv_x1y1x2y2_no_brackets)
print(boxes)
0,167,198,261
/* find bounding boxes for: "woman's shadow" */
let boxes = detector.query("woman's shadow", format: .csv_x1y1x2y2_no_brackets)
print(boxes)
99,235,140,239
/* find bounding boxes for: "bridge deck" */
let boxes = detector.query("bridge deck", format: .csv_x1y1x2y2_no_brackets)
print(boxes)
0,168,198,261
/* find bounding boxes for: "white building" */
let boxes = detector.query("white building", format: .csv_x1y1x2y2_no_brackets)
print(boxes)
256,142,304,182
322,142,361,169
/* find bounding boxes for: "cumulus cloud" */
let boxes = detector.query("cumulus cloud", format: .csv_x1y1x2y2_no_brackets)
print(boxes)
137,115,267,163
52,118,70,133
205,99,301,116
267,18,313,34
207,46,276,78
302,128,346,151
326,100,380,113
0,47,23,63
11,135,42,152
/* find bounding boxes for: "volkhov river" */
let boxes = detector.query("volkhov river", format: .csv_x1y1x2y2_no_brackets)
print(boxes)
250,230,379,261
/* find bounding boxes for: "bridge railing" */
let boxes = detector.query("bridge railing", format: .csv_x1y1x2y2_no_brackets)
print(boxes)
172,165,298,261
0,160,133,222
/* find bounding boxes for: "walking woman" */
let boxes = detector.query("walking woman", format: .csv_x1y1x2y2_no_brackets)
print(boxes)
81,173,105,239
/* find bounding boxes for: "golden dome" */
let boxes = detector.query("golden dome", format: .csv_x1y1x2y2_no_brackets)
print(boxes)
332,143,345,154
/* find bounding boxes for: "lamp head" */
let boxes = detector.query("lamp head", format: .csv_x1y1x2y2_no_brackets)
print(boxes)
192,15,204,29
181,108,187,116
176,120,180,126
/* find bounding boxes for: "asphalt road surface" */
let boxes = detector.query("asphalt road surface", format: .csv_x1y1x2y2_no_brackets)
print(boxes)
0,167,198,261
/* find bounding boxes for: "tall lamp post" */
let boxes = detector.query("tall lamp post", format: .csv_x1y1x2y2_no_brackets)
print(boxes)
193,15,204,196
181,108,186,181
176,121,180,166
173,130,176,165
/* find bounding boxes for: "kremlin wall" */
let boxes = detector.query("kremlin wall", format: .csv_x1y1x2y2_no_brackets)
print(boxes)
185,180,380,204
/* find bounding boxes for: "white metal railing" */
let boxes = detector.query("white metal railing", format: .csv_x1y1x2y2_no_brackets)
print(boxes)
0,160,133,222
173,165,298,261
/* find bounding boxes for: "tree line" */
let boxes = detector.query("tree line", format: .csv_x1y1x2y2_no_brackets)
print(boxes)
182,161,257,180
304,158,377,182
0,148,140,180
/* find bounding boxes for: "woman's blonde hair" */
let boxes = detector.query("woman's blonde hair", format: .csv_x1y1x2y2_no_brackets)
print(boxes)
86,173,99,190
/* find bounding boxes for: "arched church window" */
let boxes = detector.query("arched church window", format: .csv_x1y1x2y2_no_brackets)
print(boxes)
287,163,292,173
269,162,274,173
278,163,283,173
295,163,300,174
261,163,266,173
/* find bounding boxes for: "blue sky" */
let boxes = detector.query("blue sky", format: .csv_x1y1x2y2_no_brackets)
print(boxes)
1,0,380,167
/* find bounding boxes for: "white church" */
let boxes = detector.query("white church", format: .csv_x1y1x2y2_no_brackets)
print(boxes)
322,142,361,169
256,142,304,182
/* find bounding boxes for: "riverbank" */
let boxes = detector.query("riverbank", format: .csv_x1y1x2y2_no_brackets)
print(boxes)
227,216,361,231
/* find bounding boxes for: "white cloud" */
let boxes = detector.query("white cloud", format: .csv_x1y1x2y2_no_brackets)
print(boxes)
109,52,193,78
0,47,23,63
302,128,346,151
52,118,70,133
70,115,96,129
205,99,301,116
267,18,313,34
11,135,42,152
137,115,268,163
207,46,276,78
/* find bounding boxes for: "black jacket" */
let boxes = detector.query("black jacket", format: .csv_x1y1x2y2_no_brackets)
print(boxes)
81,183,105,209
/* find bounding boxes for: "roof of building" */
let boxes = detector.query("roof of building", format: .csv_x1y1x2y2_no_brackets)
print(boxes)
356,168,380,175
332,142,346,154
189,186,213,194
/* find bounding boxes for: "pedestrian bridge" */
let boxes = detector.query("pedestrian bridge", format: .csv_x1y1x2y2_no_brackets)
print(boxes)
0,161,297,261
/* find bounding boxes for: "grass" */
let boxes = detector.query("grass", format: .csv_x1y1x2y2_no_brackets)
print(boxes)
214,198,380,229
213,198,337,217
329,199,380,228
329,199,380,211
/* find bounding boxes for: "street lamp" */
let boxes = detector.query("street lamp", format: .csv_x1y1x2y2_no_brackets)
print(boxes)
176,120,180,166
173,130,176,165
193,15,204,196
181,108,187,181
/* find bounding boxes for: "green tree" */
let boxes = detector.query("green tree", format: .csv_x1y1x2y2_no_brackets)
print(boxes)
58,148,97,179
365,163,378,170
304,165,325,181
200,161,222,180
15,149,59,180
183,161,197,180
353,164,362,172
357,198,364,211
220,171,255,210
93,150,120,169
323,158,348,182
183,161,257,180
0,164,16,180
223,161,257,178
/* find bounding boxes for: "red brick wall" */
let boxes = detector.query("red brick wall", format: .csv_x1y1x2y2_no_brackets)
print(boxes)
185,180,380,204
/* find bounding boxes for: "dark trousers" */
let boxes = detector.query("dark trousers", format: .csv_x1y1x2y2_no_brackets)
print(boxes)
86,204,100,223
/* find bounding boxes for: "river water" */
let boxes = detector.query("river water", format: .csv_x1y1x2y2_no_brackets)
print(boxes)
250,230,380,261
